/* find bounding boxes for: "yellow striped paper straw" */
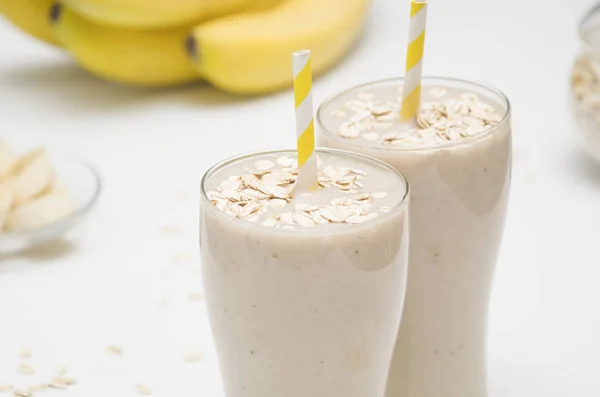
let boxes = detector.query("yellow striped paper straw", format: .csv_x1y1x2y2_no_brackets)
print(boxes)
293,50,317,192
401,0,428,121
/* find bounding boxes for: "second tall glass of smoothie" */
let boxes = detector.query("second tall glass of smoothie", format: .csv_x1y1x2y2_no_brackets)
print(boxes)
318,77,512,397
201,148,411,397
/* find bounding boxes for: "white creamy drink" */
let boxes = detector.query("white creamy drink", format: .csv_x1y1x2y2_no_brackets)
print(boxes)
318,78,512,397
200,149,410,397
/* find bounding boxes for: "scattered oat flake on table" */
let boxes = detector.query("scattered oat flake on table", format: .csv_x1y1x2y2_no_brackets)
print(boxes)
28,384,46,393
183,349,204,363
0,384,12,394
170,252,193,265
136,384,152,395
51,376,77,388
106,345,123,356
187,292,204,302
159,223,182,235
12,391,31,397
48,381,67,390
17,363,34,376
19,349,32,360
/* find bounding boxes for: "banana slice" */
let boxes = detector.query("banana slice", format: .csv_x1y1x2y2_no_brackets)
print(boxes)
0,184,14,230
0,140,17,179
5,186,73,232
6,148,56,204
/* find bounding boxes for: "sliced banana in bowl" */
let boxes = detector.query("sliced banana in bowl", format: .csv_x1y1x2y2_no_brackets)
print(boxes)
5,148,56,205
0,143,101,254
5,185,73,232
0,140,17,177
0,185,14,229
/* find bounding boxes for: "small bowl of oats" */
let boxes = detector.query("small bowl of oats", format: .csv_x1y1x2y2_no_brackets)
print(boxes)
571,4,600,163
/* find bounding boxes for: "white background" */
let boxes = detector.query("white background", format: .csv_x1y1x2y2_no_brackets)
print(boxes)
1,0,599,395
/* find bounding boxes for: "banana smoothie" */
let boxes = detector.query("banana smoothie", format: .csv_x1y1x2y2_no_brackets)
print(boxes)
201,149,410,397
318,78,512,397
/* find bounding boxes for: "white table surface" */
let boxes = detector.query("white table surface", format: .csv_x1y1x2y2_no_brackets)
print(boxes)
1,0,599,395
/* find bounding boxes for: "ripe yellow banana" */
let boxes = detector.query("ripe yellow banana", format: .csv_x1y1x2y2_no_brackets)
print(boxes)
187,0,370,95
0,0,59,45
61,0,284,29
50,3,200,87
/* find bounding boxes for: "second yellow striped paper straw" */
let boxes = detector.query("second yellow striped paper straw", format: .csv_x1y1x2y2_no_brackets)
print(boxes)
401,0,428,121
293,50,318,192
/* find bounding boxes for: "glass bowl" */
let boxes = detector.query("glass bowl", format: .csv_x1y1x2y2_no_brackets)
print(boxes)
571,4,600,163
0,156,102,255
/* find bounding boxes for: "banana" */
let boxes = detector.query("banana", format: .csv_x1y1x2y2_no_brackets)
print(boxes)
0,140,17,179
5,185,73,232
5,148,55,205
186,0,370,95
61,0,283,29
50,3,200,87
0,0,60,45
0,185,13,230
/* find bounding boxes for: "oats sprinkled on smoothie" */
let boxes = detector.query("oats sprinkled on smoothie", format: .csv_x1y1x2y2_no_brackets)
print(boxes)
331,86,503,147
205,154,403,228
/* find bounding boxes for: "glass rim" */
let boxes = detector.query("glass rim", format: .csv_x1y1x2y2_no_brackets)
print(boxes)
579,3,600,54
316,76,511,152
200,148,410,234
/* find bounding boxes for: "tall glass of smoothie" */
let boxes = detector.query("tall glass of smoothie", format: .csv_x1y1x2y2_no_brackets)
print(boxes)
200,148,410,397
318,77,512,397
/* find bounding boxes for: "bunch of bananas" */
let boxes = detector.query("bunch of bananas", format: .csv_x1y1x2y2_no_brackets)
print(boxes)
0,0,370,94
